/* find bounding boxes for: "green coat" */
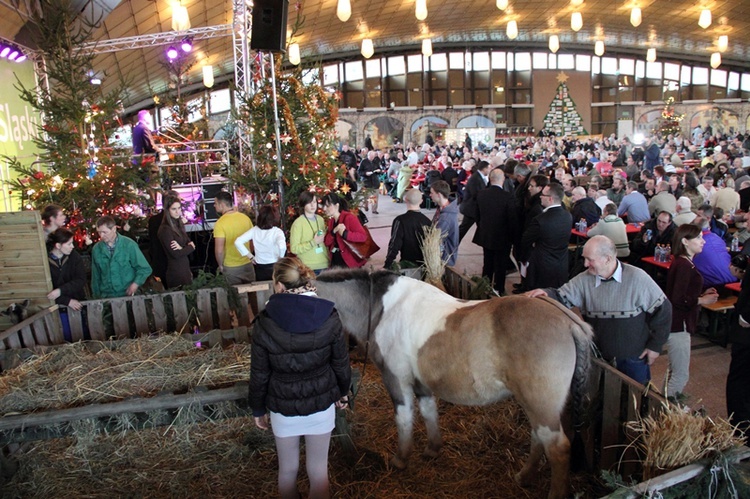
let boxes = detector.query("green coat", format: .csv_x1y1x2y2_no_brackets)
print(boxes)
396,164,414,200
91,235,152,298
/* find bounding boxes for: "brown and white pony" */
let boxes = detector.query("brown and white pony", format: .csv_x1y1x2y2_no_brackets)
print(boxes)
316,269,593,499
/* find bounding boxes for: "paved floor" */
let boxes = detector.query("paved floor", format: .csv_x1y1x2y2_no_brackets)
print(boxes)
362,192,732,419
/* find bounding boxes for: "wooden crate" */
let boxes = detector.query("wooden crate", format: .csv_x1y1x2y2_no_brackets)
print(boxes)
0,211,53,332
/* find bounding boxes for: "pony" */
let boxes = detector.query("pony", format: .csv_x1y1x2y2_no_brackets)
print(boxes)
316,269,593,499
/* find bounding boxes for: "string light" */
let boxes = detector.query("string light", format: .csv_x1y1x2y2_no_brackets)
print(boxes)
337,0,351,22
549,35,560,53
506,20,518,40
571,12,583,32
698,9,712,29
422,38,433,57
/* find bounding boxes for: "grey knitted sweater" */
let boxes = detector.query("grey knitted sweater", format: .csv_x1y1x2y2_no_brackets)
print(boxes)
547,263,672,361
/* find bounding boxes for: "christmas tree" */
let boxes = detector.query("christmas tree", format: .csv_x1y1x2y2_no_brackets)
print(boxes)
659,96,684,136
542,72,588,136
230,52,344,227
5,0,148,246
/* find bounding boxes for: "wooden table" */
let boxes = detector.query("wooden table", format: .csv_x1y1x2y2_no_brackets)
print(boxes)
571,223,643,240
702,295,738,347
641,255,673,270
725,281,741,293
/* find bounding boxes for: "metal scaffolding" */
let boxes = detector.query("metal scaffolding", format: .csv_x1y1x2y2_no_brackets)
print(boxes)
80,25,233,54
232,0,254,169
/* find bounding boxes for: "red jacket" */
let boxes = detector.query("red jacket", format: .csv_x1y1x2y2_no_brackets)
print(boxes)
324,210,368,268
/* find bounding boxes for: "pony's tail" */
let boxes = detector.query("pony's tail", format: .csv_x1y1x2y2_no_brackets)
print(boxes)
539,297,594,428
569,321,594,428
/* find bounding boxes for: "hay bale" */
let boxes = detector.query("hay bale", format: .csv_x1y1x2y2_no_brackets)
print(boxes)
0,334,251,416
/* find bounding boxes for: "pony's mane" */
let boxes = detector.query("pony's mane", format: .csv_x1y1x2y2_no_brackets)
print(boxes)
316,268,399,286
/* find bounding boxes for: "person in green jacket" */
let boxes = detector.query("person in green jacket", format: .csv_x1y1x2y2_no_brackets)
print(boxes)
91,216,152,298
396,162,415,200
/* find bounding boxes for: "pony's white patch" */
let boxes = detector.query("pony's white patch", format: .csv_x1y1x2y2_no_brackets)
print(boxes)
418,396,439,422
395,402,414,437
533,425,564,449
376,277,477,378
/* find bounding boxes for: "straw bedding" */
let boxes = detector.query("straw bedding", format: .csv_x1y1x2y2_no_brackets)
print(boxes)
0,341,604,498
0,335,250,415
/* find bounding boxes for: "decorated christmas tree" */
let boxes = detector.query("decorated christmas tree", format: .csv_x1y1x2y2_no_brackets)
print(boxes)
230,6,344,227
659,96,684,136
4,0,147,246
542,72,588,136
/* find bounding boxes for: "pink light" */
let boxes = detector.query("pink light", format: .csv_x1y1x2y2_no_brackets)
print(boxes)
166,47,178,59
7,50,19,61
181,40,192,53
15,54,26,63
0,47,10,58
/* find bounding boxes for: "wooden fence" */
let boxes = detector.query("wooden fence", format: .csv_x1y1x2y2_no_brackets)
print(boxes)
0,282,273,371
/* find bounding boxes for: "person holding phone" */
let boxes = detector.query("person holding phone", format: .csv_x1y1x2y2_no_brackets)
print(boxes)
289,191,330,274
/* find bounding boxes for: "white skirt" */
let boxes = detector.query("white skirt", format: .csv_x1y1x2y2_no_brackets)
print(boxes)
270,404,335,438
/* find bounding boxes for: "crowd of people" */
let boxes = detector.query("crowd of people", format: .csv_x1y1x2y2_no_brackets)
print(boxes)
31,126,750,497
348,128,750,445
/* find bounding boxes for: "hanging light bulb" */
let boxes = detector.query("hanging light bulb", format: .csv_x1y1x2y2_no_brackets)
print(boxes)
571,12,583,32
549,35,560,53
647,47,656,62
172,4,191,32
595,40,605,56
710,52,721,69
496,0,508,10
337,0,351,22
630,6,642,27
570,0,584,5
361,38,374,59
506,20,518,40
718,35,728,52
422,38,433,57
202,65,214,88
415,0,428,21
288,43,301,65
698,9,712,29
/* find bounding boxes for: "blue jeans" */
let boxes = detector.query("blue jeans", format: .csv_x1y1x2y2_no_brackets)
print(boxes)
616,356,651,385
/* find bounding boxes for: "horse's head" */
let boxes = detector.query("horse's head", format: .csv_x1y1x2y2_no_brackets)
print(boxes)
315,268,400,342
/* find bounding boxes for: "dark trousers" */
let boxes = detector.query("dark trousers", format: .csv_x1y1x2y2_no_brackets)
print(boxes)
458,215,476,242
727,342,750,435
482,247,509,295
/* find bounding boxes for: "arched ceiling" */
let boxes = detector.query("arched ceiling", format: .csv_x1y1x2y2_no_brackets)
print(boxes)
0,0,748,113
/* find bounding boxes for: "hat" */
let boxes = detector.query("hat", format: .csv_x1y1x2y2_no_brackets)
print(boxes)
715,145,722,152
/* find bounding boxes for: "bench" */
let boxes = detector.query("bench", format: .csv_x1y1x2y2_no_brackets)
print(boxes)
701,295,737,347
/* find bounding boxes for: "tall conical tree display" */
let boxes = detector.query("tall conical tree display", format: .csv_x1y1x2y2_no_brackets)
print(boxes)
659,96,684,136
231,52,344,227
5,0,147,246
542,72,588,136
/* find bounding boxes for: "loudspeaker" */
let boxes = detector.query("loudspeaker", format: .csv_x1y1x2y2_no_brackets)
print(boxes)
250,0,288,52
202,181,230,223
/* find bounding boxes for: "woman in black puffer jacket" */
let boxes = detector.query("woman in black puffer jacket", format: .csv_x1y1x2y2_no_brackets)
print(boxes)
249,256,351,499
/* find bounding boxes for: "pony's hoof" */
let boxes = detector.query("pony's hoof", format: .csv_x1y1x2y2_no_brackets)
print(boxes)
390,455,407,470
515,471,532,488
422,446,441,459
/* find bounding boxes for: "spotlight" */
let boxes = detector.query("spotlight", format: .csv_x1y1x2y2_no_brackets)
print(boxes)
8,50,19,61
180,37,193,53
166,46,179,59
15,54,27,63
0,47,9,58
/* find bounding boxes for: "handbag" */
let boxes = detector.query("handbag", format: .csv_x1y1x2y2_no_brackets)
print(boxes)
341,226,380,260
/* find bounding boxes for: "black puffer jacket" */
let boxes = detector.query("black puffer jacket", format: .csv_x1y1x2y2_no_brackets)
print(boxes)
249,293,351,418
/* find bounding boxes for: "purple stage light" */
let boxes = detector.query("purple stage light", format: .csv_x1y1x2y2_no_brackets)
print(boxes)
8,50,19,61
15,54,26,63
181,39,192,53
0,47,9,58
166,46,179,59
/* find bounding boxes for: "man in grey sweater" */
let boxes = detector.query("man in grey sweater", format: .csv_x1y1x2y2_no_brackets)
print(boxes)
526,235,672,384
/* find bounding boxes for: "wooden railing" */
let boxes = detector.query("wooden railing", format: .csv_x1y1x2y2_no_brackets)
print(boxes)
0,282,273,370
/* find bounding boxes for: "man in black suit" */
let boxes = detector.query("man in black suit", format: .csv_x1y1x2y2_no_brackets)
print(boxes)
358,150,382,213
518,182,573,290
473,168,518,295
458,160,490,242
